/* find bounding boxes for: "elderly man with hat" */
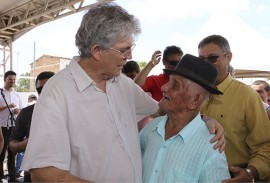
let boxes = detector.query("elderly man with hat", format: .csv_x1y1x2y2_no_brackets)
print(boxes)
140,54,231,182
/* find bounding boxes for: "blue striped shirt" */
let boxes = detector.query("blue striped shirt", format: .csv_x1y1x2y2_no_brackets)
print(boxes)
140,113,230,182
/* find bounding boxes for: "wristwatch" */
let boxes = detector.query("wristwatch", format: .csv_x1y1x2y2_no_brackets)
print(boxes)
245,168,255,183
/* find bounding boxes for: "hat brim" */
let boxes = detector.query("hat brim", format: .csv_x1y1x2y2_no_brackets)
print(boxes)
164,69,223,95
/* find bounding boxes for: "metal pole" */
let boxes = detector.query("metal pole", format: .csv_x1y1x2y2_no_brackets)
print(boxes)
32,41,36,92
3,46,6,74
15,51,20,75
33,41,36,79
10,42,13,71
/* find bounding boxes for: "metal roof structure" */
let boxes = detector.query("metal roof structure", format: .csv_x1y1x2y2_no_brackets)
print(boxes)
234,69,270,79
0,0,112,73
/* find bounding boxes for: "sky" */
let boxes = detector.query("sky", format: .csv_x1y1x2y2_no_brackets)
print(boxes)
11,0,270,76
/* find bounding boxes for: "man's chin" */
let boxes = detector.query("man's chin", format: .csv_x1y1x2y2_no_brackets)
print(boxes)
158,101,167,111
113,72,121,78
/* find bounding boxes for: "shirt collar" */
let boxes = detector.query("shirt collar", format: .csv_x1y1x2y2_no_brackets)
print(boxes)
68,57,119,92
2,87,14,92
152,113,203,143
155,116,168,138
217,74,233,93
68,57,93,92
179,113,202,143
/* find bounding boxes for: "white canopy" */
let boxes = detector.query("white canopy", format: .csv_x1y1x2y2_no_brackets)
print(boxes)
185,11,270,71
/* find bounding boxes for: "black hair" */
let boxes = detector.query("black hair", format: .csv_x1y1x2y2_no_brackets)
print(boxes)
162,45,183,63
4,71,16,80
35,71,55,86
122,60,140,74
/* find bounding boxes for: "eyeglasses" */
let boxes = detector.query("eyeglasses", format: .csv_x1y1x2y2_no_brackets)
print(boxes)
164,60,179,67
200,52,227,63
109,43,136,58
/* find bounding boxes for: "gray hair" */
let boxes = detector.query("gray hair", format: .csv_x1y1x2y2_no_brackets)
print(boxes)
75,2,141,58
198,34,231,53
228,64,235,76
252,80,270,92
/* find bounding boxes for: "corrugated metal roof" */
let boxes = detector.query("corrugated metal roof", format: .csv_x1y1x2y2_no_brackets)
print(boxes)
0,0,112,45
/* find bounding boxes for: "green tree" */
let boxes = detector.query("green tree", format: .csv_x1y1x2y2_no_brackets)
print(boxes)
15,72,31,92
138,61,147,71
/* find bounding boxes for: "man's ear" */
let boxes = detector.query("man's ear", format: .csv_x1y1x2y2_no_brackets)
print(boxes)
226,51,232,64
188,93,204,110
91,44,103,60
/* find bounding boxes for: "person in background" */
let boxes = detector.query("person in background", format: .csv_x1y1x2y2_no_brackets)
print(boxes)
250,80,270,107
198,34,270,182
0,129,3,154
141,54,230,182
122,60,140,80
0,130,3,179
134,46,183,101
15,152,24,178
27,94,37,106
21,3,224,182
9,71,55,182
15,94,37,179
0,70,23,182
250,80,270,119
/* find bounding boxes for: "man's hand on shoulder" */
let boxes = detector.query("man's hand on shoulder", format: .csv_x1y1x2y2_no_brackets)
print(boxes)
202,115,225,152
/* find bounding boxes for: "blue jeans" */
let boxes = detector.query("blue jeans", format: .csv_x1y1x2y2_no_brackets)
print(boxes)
16,152,24,174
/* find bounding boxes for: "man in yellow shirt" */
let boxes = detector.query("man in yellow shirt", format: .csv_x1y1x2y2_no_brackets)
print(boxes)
198,34,270,182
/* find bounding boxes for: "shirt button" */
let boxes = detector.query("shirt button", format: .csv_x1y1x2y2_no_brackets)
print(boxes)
163,145,166,149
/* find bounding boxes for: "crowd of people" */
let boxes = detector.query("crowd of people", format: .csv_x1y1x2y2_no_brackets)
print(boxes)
0,1,269,182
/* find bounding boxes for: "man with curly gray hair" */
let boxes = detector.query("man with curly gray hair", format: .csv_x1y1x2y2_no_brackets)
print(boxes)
21,2,158,182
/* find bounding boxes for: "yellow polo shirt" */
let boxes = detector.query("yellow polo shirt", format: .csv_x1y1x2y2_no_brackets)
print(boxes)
201,74,270,181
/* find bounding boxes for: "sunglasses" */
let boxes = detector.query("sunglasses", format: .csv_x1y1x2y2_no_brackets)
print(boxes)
165,60,179,67
200,52,227,63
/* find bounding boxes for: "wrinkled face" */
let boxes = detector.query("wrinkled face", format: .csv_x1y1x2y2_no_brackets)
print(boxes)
251,84,269,102
163,54,182,71
4,75,16,88
159,75,194,113
102,38,134,78
36,78,49,95
198,43,231,84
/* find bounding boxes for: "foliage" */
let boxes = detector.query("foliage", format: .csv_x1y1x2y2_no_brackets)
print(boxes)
15,72,31,92
138,61,147,71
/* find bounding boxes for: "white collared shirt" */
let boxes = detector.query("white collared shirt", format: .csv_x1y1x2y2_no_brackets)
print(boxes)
0,88,22,127
22,57,158,182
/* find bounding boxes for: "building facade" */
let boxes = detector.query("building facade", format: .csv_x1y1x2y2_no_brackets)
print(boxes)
30,55,71,78
29,55,71,91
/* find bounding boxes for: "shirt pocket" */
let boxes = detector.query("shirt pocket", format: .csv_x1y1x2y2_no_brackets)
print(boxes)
170,169,198,183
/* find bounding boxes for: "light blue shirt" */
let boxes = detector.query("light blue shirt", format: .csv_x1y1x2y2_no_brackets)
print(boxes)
140,113,231,182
